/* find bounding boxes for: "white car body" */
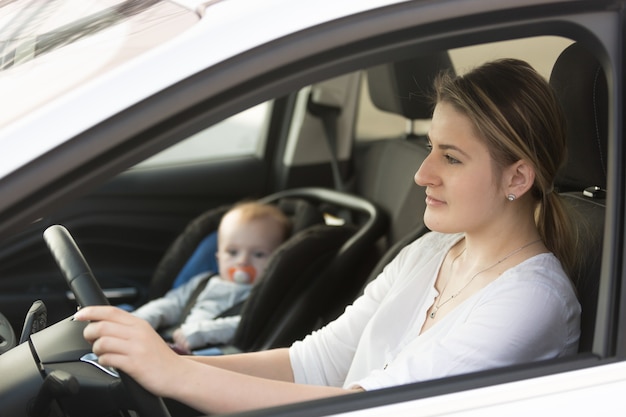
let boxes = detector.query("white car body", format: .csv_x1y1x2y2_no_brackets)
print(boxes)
0,0,622,416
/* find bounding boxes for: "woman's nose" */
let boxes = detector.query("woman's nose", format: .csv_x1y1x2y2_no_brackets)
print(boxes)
414,156,433,186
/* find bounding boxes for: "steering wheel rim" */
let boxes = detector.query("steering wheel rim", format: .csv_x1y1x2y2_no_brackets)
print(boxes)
43,224,171,417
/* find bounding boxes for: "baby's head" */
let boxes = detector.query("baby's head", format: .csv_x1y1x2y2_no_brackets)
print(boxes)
216,202,292,284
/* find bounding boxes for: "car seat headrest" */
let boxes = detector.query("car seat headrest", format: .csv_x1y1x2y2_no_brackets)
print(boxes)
366,51,456,120
550,42,608,191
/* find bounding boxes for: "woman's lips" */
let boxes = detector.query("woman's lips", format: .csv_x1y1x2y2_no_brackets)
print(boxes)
425,195,446,206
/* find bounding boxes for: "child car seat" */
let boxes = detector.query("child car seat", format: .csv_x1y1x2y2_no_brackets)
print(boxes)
145,187,387,353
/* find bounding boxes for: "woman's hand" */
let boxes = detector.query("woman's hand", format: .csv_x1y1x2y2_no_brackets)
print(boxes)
75,306,355,414
74,305,189,397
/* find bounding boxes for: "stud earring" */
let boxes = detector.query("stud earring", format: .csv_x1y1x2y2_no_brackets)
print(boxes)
507,194,516,201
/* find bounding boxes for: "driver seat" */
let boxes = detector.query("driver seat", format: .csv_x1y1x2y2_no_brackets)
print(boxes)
549,41,608,353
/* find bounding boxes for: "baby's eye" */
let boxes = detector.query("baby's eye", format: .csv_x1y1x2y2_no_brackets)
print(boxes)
253,251,269,259
226,249,238,257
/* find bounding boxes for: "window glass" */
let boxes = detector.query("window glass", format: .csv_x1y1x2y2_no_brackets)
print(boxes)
135,101,272,168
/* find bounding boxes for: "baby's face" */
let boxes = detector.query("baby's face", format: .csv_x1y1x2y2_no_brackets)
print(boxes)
216,213,284,284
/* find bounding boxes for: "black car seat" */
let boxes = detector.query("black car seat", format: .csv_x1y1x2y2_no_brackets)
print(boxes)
146,187,387,353
549,41,608,353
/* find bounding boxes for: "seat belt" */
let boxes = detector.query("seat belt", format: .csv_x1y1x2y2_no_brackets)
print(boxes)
160,273,214,341
178,273,213,320
307,92,346,192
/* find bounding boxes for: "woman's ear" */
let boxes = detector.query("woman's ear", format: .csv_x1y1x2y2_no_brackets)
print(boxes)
504,160,535,199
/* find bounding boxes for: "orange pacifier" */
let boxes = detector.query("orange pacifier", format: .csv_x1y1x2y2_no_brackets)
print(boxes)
227,266,257,284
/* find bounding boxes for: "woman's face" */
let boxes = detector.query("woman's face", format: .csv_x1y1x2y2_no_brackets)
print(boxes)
414,101,506,234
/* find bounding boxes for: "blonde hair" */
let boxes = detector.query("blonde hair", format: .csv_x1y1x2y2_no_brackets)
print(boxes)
433,59,579,278
223,201,292,242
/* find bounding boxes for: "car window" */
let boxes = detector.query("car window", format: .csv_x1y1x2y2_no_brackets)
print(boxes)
134,101,272,167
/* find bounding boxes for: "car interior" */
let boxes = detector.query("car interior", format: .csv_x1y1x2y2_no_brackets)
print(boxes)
0,20,612,415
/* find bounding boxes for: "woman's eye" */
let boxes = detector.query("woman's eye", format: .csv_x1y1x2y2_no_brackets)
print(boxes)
426,143,433,152
444,154,461,164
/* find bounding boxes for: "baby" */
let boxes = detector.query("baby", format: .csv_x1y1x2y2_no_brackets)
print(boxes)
133,201,291,353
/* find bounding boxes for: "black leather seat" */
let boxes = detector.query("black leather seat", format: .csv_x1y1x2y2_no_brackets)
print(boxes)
550,42,608,353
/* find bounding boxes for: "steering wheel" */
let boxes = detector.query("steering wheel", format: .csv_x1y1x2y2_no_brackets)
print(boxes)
43,224,172,417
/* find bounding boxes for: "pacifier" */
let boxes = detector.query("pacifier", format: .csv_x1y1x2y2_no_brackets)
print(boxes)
227,266,257,284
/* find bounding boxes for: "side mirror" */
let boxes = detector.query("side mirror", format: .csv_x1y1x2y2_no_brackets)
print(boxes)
0,312,16,354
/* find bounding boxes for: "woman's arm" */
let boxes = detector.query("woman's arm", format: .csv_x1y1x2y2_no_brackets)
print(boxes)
171,357,357,414
187,347,294,382
75,306,358,415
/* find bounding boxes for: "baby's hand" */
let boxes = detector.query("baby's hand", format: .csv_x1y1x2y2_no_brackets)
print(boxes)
172,328,191,354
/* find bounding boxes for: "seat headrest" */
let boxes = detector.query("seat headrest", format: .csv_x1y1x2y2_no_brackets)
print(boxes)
366,52,456,120
550,42,608,191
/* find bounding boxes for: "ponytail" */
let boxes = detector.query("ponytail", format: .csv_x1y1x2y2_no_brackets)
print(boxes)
537,192,582,281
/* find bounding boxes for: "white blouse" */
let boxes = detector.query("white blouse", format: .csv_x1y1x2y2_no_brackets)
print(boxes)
289,232,581,390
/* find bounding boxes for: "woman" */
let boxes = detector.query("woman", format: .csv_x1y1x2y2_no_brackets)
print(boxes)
75,58,581,414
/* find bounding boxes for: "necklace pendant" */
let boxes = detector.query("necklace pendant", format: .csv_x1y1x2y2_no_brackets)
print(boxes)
430,310,437,319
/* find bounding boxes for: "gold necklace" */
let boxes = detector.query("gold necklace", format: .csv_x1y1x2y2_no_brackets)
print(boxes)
429,238,542,319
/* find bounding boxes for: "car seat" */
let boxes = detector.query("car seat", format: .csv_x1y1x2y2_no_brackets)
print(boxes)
549,41,608,353
146,187,387,353
354,51,455,248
